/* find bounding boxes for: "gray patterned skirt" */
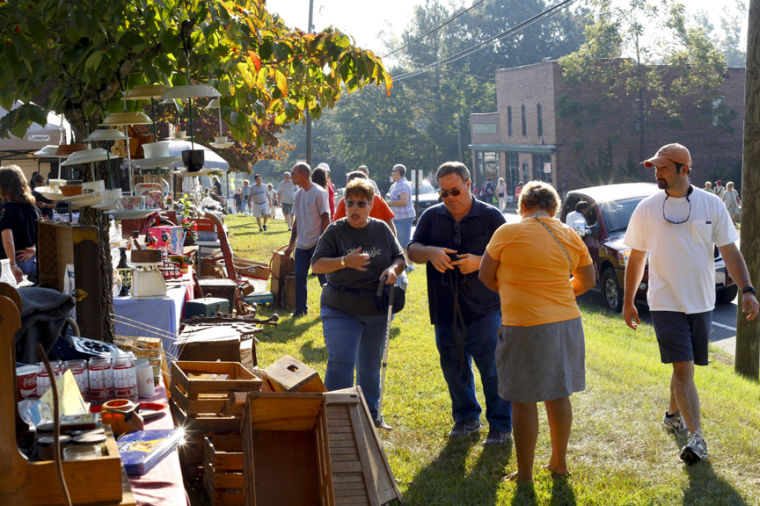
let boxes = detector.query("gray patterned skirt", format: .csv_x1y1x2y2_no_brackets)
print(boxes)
495,317,585,403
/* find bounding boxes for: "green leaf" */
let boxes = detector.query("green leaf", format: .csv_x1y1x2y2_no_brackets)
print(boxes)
84,50,104,73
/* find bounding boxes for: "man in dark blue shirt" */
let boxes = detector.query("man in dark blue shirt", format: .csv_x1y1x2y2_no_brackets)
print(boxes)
408,161,512,445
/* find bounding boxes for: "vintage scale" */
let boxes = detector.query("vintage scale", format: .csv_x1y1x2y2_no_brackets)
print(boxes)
130,248,166,298
0,283,131,504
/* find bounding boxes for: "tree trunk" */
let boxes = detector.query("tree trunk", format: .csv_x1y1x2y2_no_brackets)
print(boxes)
67,112,115,343
736,0,760,379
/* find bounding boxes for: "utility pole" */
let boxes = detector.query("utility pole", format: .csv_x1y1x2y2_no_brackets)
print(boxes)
305,0,314,166
456,111,464,163
736,0,760,379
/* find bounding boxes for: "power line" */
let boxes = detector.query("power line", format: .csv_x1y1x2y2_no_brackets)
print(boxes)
381,0,489,58
391,0,578,83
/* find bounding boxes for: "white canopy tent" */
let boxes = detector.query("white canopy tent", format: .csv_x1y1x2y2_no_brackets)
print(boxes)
0,101,72,157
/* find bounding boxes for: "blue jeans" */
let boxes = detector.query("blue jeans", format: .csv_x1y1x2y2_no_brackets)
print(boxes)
17,256,37,283
321,306,388,420
434,312,512,432
393,217,414,250
295,246,315,315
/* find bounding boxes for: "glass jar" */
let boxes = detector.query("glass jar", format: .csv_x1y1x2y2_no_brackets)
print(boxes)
36,361,63,397
111,352,138,401
64,359,89,401
87,356,113,405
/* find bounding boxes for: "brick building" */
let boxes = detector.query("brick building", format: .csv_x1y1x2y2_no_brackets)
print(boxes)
469,59,745,199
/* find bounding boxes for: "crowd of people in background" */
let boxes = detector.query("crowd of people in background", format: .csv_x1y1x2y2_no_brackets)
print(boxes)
703,178,742,224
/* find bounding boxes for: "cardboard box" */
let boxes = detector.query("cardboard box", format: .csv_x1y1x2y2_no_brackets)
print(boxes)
147,226,185,255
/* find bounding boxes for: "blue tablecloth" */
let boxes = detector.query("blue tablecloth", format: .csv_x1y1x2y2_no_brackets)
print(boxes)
113,284,188,359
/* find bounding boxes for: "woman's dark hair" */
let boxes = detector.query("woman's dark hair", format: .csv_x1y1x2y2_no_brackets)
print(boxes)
392,164,406,177
346,170,368,183
345,178,374,202
0,165,36,205
518,180,560,217
311,167,327,189
436,161,470,182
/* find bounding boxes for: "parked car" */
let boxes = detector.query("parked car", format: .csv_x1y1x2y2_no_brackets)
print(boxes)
386,180,440,219
560,183,737,311
412,180,440,215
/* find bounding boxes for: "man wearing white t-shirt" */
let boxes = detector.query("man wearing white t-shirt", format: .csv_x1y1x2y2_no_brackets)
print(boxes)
565,200,589,234
622,143,758,465
284,162,330,318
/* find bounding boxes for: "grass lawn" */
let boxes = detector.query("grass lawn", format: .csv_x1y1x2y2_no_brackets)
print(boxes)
227,213,760,505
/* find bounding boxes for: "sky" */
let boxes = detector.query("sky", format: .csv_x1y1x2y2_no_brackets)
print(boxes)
266,0,749,61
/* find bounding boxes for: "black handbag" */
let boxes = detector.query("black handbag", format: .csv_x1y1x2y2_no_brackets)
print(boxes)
375,279,405,314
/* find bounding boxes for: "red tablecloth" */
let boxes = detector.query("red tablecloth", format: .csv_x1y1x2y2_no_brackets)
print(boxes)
128,383,189,506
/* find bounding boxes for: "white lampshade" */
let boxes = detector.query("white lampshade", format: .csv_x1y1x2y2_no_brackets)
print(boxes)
100,112,152,126
33,145,60,157
85,129,127,142
60,148,109,166
206,98,221,110
161,84,221,100
124,84,170,100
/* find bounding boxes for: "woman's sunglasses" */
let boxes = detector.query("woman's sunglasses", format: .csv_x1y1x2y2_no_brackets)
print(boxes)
438,187,464,198
346,200,369,208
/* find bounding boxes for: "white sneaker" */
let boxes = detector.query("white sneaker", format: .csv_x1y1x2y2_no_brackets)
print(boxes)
662,411,687,433
680,433,708,464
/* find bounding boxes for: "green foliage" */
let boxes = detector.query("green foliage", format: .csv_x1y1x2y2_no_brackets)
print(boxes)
0,0,392,145
225,214,760,505
268,0,588,184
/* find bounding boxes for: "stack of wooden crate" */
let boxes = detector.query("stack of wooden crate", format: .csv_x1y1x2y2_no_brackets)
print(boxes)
203,435,245,505
169,361,263,476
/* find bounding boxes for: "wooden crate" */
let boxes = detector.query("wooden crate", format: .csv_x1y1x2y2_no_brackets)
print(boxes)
203,435,244,505
176,324,259,368
170,361,259,474
263,355,326,393
171,361,262,397
0,425,125,505
242,392,334,506
325,388,402,506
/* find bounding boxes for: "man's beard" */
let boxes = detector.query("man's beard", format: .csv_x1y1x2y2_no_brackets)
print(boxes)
657,178,668,189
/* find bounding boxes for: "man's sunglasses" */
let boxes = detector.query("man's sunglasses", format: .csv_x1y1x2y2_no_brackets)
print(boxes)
346,200,369,208
438,187,464,198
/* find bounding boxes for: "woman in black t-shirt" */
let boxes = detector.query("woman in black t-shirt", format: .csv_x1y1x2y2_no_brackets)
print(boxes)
311,178,406,426
0,165,41,283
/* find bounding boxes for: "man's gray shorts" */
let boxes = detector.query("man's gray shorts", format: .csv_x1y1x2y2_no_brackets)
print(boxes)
650,311,712,366
281,203,293,215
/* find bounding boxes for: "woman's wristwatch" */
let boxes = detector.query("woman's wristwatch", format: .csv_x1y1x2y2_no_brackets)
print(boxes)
339,256,346,268
741,286,756,296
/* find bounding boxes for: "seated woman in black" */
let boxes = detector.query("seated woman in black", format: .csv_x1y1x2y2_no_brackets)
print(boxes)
31,173,56,220
0,165,41,283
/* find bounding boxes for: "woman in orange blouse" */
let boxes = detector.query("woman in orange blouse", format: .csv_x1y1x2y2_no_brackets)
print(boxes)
479,180,595,483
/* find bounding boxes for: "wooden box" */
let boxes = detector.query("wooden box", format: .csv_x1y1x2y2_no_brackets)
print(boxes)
0,427,124,505
263,355,326,393
198,278,238,308
325,388,402,505
170,361,261,423
176,325,259,368
203,435,244,505
36,221,103,339
242,392,333,506
170,361,260,472
270,250,294,309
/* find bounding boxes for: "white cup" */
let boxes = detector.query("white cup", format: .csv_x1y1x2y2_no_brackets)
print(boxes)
135,363,155,398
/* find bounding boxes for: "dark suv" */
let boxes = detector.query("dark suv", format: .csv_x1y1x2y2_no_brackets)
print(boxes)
560,183,737,311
